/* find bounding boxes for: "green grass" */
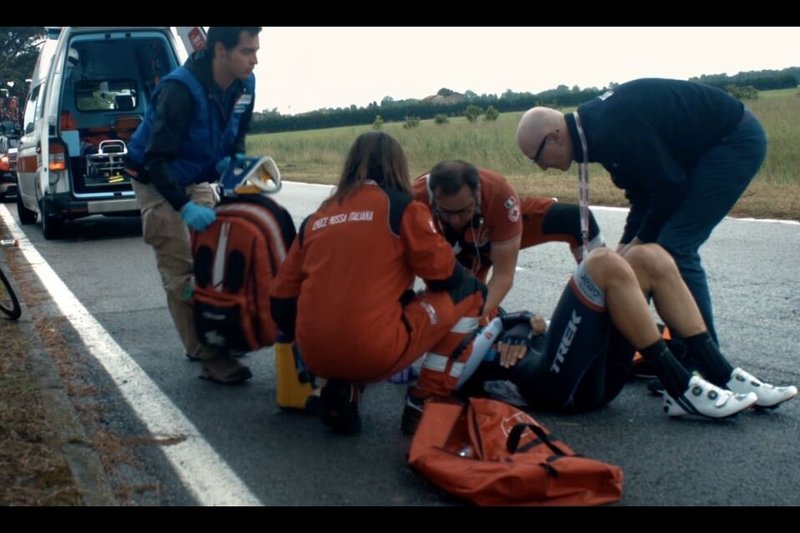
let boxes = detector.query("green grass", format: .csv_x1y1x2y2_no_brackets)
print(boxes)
756,88,798,99
748,90,800,185
247,89,800,221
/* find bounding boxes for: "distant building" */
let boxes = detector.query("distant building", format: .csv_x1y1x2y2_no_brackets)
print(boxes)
422,92,466,105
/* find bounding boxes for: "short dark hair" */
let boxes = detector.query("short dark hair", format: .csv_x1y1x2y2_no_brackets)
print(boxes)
428,160,480,196
207,27,261,51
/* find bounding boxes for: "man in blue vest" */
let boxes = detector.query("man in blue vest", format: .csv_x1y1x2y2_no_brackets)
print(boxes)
128,27,260,384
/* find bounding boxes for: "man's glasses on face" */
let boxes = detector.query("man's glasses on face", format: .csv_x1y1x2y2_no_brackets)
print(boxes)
529,135,548,164
436,198,476,219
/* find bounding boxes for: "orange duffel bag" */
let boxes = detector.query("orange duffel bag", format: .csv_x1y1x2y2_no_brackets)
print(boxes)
408,398,623,506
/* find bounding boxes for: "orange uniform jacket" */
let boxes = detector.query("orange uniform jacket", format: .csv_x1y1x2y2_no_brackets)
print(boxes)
271,182,457,381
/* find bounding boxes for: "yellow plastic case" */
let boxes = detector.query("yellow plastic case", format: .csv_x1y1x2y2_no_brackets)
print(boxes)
274,342,316,410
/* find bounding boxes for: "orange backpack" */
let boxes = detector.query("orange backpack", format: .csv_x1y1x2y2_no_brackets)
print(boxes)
192,195,295,352
408,398,623,506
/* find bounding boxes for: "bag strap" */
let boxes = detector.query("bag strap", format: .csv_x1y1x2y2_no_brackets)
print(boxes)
506,422,569,456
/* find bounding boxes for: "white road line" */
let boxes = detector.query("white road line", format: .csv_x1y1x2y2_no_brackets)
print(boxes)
282,180,334,189
280,181,797,275
281,181,799,225
587,203,799,224
0,204,262,506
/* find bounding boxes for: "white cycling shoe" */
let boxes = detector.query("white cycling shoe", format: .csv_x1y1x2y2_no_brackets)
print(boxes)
727,367,798,409
664,375,757,419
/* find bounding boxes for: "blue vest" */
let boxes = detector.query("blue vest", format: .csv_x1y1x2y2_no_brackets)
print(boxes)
128,66,255,186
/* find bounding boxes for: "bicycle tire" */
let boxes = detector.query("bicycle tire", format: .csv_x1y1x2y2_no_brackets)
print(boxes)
0,266,21,320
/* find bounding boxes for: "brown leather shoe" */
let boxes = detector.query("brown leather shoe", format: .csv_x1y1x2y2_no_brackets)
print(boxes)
200,354,252,385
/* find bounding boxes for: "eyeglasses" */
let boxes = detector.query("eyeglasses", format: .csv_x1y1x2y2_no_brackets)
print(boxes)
436,198,476,219
529,135,549,164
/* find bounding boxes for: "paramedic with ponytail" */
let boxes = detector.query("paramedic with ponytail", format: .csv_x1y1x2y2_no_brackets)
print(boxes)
127,27,260,384
515,78,767,345
270,132,487,436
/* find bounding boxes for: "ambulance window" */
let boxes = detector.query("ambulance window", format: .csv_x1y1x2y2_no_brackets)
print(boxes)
23,84,41,134
35,83,47,118
75,79,137,112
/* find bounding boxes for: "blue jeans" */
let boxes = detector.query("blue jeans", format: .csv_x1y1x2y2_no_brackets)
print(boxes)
657,110,767,343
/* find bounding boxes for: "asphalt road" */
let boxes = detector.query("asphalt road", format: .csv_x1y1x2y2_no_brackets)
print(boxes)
2,181,799,506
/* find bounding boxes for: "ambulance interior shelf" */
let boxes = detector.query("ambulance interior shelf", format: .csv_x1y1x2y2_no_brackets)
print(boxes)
60,111,142,189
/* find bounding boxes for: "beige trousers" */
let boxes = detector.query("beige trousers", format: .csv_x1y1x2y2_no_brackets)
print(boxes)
132,179,219,360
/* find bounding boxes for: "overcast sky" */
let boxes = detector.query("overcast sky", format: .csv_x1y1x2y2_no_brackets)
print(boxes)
253,27,799,115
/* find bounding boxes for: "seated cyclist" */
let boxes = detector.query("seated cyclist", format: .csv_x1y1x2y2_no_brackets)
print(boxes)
430,244,797,421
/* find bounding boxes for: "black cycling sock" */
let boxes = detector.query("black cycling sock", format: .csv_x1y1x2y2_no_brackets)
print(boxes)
684,332,735,387
640,339,691,398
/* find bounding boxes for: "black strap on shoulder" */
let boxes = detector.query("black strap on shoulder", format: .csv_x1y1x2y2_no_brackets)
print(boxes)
380,186,412,237
297,215,313,248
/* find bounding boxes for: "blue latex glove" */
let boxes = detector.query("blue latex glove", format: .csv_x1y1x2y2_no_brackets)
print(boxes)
181,201,216,232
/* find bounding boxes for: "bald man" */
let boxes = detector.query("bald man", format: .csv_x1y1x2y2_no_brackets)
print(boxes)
516,78,767,344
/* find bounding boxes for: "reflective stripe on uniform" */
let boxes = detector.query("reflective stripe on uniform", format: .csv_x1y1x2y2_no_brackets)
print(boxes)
422,353,448,372
422,353,466,378
449,361,465,378
451,316,480,334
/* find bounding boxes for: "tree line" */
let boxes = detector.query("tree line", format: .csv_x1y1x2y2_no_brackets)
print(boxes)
252,68,799,134
0,28,796,134
249,86,609,134
690,68,800,92
0,27,46,100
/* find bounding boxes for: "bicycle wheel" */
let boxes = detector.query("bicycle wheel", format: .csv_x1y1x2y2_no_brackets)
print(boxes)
0,266,21,320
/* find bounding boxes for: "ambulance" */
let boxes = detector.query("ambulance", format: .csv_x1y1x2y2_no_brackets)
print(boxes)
16,27,205,238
